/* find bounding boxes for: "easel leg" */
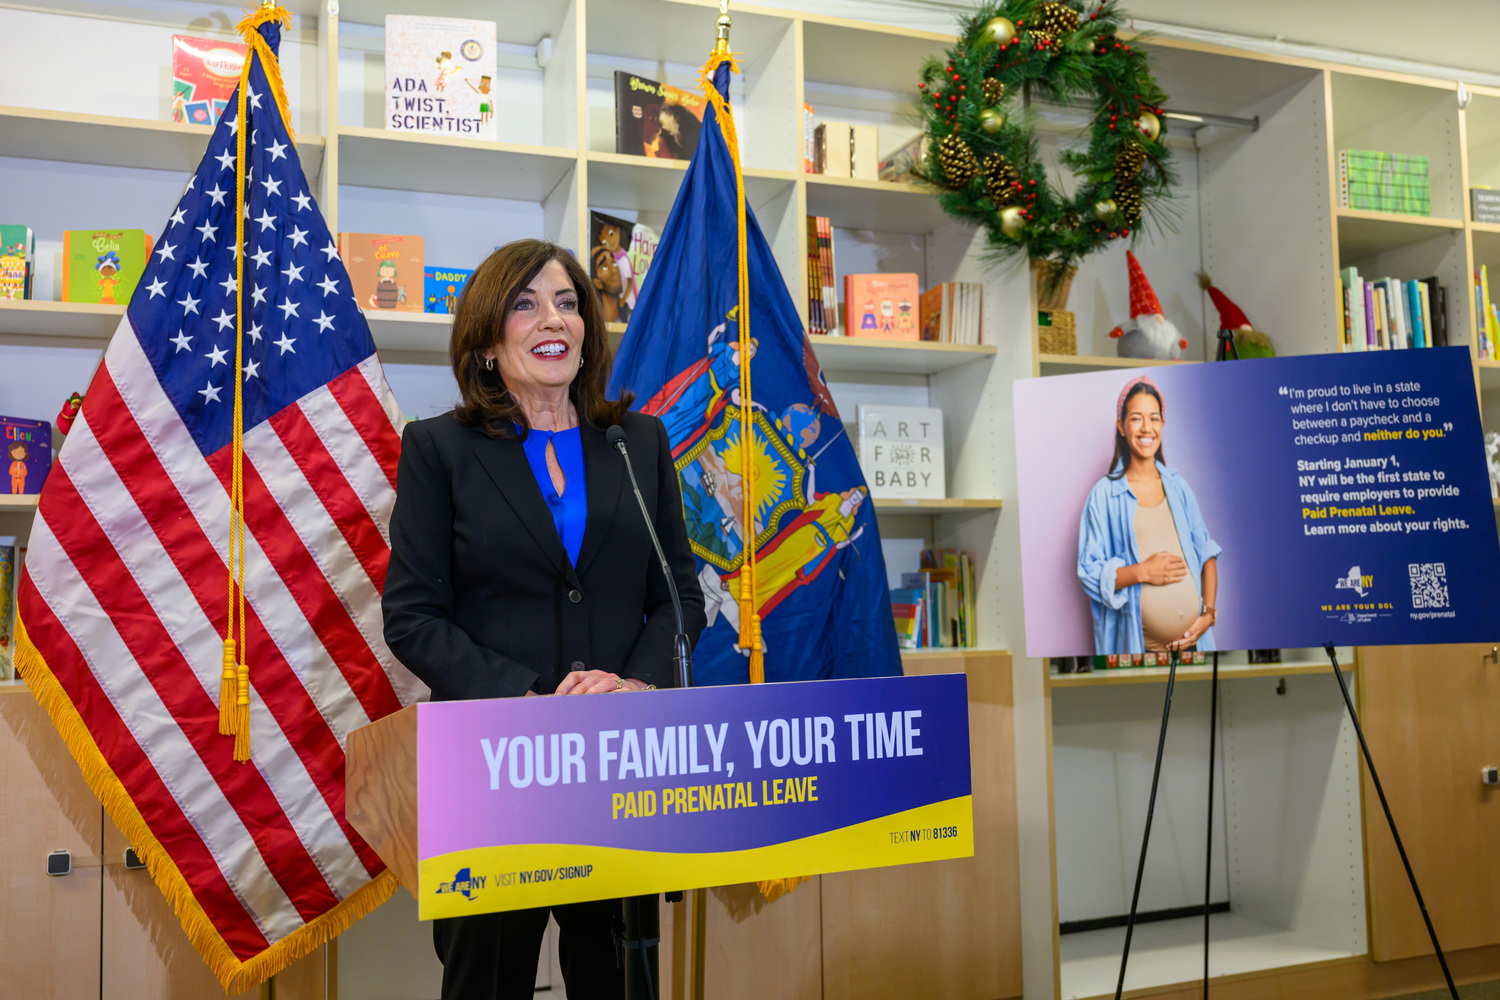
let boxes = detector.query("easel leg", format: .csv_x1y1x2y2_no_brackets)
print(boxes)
1203,650,1219,998
1113,649,1181,1000
1323,643,1459,1000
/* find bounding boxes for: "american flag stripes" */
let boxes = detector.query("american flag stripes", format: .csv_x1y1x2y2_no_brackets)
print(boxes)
14,10,424,989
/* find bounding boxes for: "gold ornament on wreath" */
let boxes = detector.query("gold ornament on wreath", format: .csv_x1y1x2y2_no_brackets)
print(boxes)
916,0,1178,280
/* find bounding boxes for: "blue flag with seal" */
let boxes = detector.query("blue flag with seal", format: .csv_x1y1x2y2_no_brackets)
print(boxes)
608,48,900,687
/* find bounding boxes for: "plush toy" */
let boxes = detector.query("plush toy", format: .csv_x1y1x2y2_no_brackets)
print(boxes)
55,392,83,435
1109,251,1187,360
1199,273,1275,358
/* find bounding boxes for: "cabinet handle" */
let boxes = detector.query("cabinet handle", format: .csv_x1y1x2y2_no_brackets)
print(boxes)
1485,647,1498,665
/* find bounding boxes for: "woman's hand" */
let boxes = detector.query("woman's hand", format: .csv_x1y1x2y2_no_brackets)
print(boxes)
555,670,652,694
1169,613,1214,651
1135,551,1187,586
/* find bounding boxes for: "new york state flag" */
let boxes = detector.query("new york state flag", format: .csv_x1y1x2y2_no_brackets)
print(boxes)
609,57,901,685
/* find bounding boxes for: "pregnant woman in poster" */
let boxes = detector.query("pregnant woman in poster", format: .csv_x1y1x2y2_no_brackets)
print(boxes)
1078,376,1222,654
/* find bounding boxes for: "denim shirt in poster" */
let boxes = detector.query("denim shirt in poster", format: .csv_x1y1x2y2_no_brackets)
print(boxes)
1077,462,1223,654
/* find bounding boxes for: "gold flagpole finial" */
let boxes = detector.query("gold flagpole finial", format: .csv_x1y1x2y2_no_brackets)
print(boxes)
714,0,732,56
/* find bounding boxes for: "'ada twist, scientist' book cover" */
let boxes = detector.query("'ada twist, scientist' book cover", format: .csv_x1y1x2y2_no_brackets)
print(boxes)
385,16,497,142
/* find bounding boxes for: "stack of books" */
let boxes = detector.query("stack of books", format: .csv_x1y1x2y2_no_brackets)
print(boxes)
1339,266,1445,350
1338,149,1431,216
919,282,984,344
805,216,838,335
1475,266,1500,360
889,548,976,649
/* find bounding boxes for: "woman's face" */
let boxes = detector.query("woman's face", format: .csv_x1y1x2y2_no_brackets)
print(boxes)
489,259,585,397
1118,392,1163,464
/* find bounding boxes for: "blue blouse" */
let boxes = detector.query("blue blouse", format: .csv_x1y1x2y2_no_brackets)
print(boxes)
1077,462,1222,654
518,425,588,567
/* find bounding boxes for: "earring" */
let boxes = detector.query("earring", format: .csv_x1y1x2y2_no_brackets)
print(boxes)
578,350,585,368
484,356,494,371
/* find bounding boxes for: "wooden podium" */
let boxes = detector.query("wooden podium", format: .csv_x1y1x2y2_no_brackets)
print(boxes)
345,703,419,898
340,675,973,920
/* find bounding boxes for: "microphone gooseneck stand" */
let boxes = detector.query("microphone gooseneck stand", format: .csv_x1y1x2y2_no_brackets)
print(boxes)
608,425,696,1000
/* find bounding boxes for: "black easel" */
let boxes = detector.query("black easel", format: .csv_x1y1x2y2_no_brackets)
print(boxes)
1112,327,1459,1000
1116,329,1230,1000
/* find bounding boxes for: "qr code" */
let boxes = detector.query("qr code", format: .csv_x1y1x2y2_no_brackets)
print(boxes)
1408,562,1450,609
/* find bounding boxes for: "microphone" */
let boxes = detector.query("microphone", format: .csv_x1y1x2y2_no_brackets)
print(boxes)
608,424,693,689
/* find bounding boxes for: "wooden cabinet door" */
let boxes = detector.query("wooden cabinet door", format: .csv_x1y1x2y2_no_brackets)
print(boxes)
0,687,102,998
1358,643,1500,960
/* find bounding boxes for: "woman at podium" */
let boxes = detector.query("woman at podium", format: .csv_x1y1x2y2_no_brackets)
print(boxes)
383,239,706,999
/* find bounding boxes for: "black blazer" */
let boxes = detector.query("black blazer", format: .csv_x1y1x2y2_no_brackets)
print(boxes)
382,410,706,701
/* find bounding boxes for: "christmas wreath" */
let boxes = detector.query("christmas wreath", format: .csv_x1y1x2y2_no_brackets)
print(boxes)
918,0,1176,276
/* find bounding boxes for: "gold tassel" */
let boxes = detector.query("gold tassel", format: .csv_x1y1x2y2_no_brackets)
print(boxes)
219,640,238,735
747,615,764,683
233,661,251,762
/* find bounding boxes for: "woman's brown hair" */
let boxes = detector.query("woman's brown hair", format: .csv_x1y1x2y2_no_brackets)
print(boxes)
450,239,632,438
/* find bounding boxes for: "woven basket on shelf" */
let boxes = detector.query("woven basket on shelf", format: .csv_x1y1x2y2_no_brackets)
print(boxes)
1038,310,1077,355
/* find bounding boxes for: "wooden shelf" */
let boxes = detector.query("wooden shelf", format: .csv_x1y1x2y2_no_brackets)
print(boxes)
801,15,953,92
0,105,325,179
809,335,995,374
335,0,571,41
586,151,796,214
363,311,451,355
901,647,1008,661
1060,912,1363,1000
0,299,124,340
1048,659,1346,688
1335,208,1463,260
0,495,40,513
1479,358,1500,391
586,0,795,69
803,174,950,234
338,127,576,201
872,497,1002,512
1038,353,1192,371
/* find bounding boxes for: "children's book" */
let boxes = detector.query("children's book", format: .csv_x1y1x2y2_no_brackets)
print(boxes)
423,266,473,314
338,233,425,313
385,16,498,141
61,230,151,304
857,403,945,499
0,225,33,300
588,212,659,325
2,416,51,495
613,72,707,161
844,273,920,340
172,35,247,127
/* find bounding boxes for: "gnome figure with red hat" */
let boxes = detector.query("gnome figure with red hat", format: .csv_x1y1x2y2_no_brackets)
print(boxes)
1109,251,1189,360
1199,272,1275,358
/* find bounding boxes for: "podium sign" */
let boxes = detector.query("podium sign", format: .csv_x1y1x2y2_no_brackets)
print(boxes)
346,674,972,919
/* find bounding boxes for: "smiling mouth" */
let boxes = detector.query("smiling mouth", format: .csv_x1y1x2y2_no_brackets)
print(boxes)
530,341,570,358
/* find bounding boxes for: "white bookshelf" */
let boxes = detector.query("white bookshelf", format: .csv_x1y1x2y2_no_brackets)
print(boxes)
4,2,1499,999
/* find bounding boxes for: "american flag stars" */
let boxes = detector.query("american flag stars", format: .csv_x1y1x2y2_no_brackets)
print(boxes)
126,62,374,458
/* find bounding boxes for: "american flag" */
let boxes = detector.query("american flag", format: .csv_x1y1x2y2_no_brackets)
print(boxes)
14,13,425,990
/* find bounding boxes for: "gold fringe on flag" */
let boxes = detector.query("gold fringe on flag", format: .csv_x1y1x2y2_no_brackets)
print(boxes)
13,614,401,993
